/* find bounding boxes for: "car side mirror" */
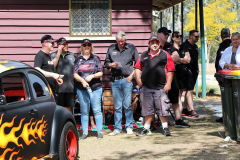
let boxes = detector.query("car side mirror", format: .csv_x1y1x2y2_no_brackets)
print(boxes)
0,95,6,105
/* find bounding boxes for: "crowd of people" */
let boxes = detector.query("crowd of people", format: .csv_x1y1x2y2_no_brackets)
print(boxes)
34,27,204,140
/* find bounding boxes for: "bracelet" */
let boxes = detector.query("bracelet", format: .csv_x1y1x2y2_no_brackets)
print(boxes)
56,75,60,80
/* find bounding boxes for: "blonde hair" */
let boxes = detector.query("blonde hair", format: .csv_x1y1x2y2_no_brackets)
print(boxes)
80,45,95,56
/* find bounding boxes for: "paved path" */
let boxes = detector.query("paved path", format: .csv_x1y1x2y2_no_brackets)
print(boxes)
197,75,218,86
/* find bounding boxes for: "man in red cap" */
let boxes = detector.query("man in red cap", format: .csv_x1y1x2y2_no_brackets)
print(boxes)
50,37,76,113
34,35,64,98
135,35,175,136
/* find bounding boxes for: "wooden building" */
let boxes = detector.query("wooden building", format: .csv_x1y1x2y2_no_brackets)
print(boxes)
0,0,185,113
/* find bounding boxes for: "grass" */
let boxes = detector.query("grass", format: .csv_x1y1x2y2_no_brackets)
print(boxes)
195,85,220,94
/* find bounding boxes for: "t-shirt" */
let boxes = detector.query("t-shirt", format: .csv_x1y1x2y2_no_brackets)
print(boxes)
104,43,139,77
180,40,199,74
34,50,56,90
161,42,177,56
74,54,103,91
50,51,76,93
134,50,175,90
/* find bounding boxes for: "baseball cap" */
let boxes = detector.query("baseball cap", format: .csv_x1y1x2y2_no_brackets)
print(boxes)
157,27,172,34
221,28,230,37
82,39,91,45
57,37,70,45
149,35,160,42
40,35,57,43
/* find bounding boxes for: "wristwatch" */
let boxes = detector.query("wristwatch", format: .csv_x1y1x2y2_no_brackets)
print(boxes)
132,74,136,79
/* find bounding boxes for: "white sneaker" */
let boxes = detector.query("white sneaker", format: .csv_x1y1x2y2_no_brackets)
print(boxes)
126,128,133,135
108,129,121,136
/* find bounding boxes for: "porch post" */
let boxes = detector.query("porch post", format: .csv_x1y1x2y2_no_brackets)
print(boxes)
199,0,206,98
195,0,198,99
172,6,175,32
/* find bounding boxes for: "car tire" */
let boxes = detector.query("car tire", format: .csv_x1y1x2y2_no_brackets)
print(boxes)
59,121,79,160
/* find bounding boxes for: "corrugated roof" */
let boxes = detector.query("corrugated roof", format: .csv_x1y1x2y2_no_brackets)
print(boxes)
153,0,187,11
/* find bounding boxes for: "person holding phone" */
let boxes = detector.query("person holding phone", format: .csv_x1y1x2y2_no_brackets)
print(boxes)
50,37,76,113
74,39,103,140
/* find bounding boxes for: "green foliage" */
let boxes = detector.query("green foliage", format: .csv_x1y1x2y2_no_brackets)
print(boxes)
195,85,220,94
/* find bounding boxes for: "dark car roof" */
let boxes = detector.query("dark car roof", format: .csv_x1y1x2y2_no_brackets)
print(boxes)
0,59,32,74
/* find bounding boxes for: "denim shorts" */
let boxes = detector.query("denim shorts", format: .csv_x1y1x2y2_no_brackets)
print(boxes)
140,86,170,116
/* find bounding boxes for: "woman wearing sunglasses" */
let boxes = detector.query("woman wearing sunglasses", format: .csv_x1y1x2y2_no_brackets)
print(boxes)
74,39,103,140
171,31,183,51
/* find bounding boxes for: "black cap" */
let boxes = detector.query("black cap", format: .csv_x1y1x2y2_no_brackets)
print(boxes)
57,37,70,45
149,35,160,42
221,28,230,37
82,39,91,45
157,27,172,34
40,35,57,43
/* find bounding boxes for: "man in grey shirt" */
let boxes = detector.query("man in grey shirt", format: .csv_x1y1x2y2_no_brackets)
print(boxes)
105,31,139,136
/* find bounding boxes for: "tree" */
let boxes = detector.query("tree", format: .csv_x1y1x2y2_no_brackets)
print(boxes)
184,0,238,69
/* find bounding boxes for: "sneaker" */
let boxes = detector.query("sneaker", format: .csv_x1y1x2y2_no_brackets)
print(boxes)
97,133,103,139
182,109,189,116
136,128,152,136
108,129,121,136
163,128,171,136
189,110,199,117
126,128,133,135
174,119,190,128
80,134,88,140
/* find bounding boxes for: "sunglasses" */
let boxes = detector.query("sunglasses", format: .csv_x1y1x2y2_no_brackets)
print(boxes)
164,33,170,36
194,36,199,38
174,35,182,38
83,43,91,47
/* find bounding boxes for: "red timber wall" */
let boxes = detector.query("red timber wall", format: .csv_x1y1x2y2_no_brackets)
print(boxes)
0,0,152,111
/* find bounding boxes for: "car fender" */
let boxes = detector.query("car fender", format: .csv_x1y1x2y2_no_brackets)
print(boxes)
49,105,77,155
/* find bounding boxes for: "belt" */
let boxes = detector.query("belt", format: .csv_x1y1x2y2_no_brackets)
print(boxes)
113,76,127,80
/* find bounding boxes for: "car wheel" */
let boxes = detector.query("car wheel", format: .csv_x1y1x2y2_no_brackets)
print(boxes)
59,121,79,160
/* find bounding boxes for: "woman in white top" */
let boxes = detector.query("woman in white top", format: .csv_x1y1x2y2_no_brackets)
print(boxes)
219,32,240,69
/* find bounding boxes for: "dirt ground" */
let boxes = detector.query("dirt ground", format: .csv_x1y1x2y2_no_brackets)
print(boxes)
77,107,240,160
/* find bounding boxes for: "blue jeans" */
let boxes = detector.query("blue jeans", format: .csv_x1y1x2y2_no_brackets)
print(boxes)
77,88,103,134
111,78,133,131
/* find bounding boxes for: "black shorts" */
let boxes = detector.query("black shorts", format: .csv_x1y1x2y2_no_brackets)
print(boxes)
168,76,179,103
57,93,75,108
178,73,198,91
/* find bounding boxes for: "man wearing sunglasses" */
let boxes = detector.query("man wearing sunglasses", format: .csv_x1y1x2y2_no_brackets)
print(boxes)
34,35,64,98
157,27,190,128
105,31,139,136
179,30,200,117
50,37,76,113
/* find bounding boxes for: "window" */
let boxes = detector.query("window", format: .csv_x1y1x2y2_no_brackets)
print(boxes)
28,73,50,98
70,0,112,36
0,73,27,104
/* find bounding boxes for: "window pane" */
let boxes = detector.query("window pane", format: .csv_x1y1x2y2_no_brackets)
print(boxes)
0,73,26,103
28,73,50,98
71,0,111,36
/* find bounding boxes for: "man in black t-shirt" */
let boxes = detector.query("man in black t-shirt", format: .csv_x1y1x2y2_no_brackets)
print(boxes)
34,35,64,97
215,28,231,73
51,37,76,113
179,30,200,117
158,27,190,128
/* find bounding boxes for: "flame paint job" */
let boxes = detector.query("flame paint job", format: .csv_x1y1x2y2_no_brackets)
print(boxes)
0,60,30,73
0,114,48,160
